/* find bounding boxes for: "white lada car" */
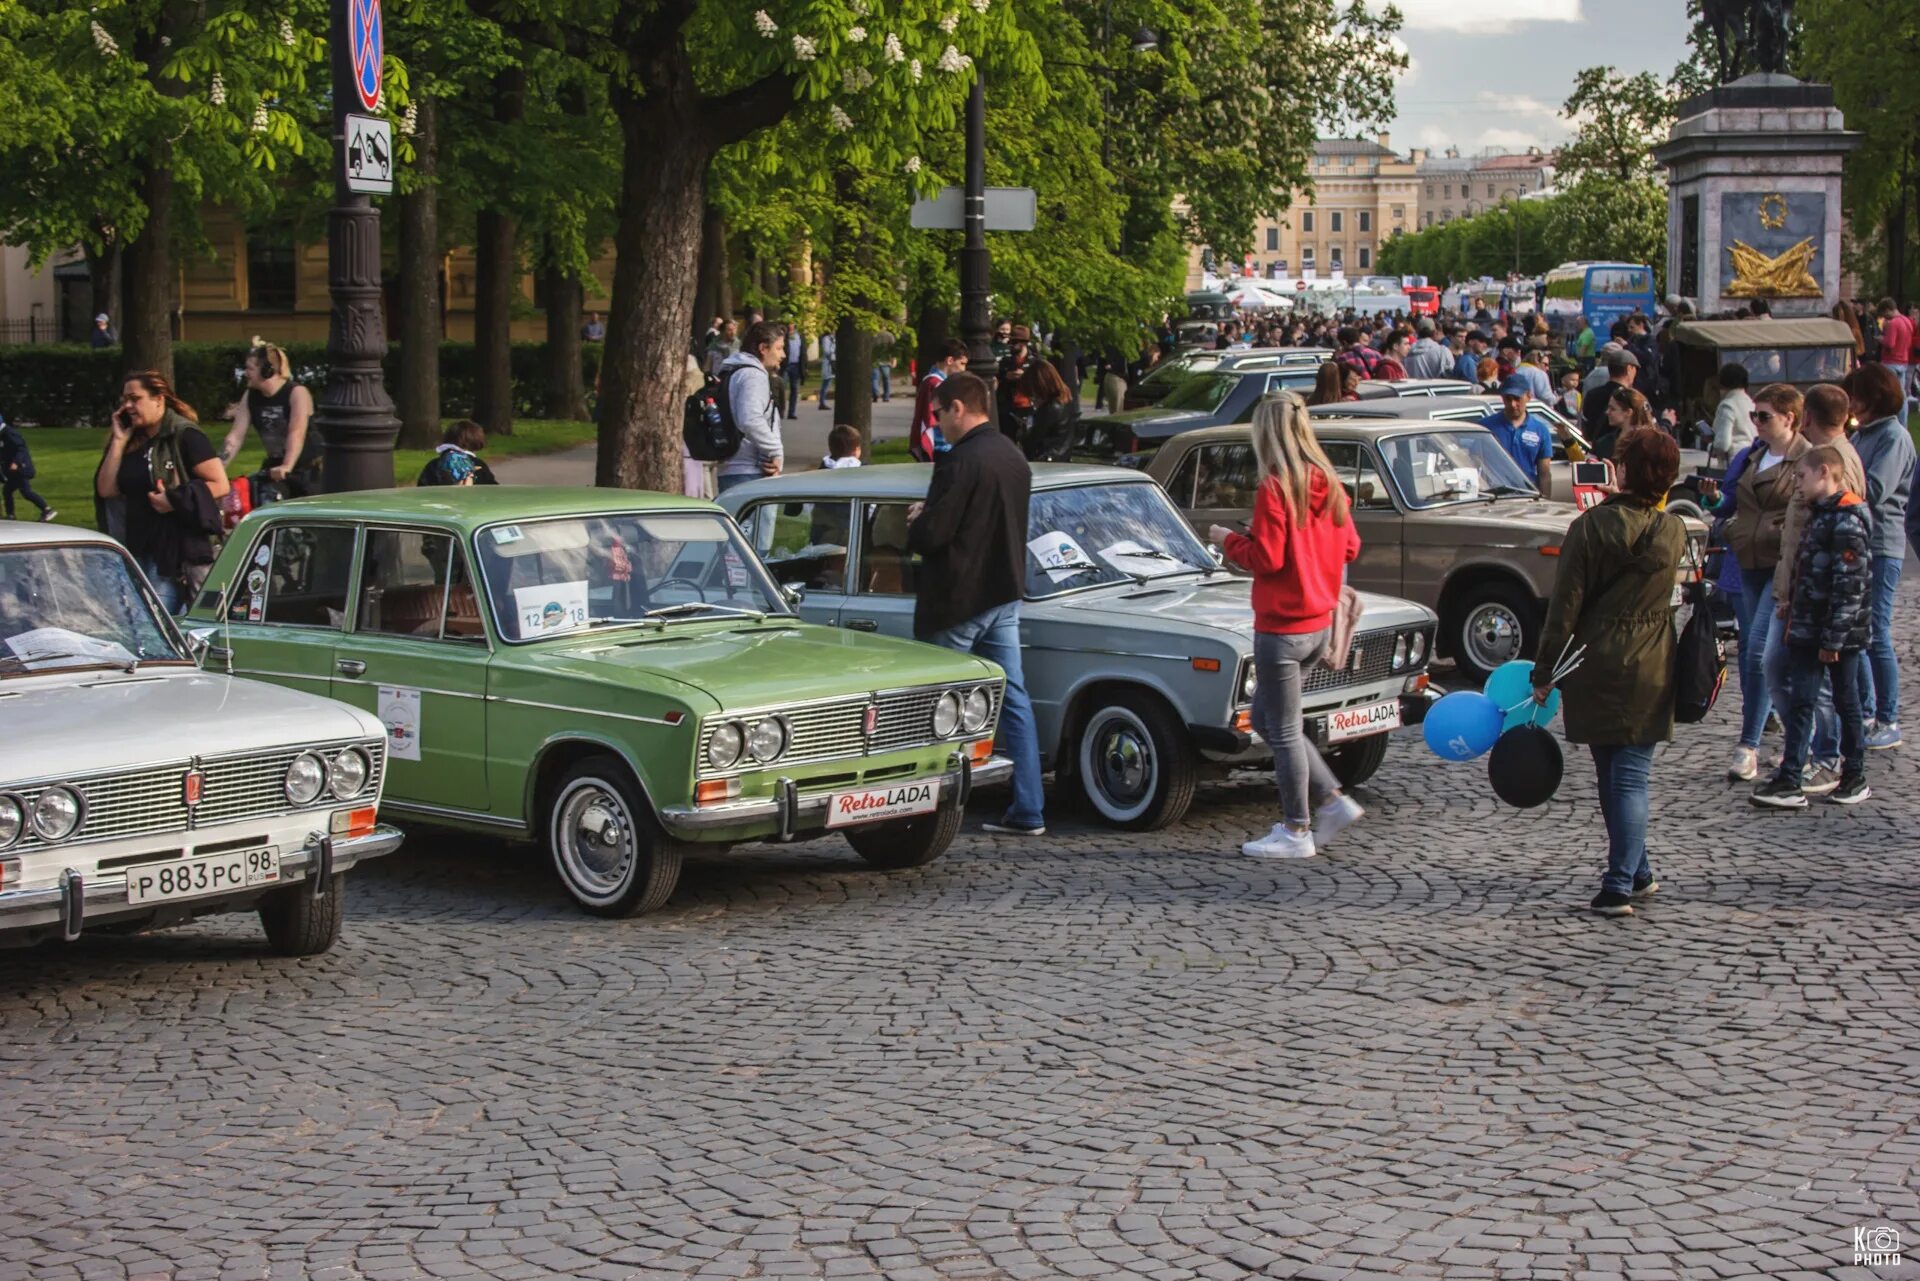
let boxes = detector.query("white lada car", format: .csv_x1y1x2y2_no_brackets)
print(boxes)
0,523,401,955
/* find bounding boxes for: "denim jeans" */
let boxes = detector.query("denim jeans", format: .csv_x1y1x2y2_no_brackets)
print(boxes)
817,359,835,407
715,472,759,494
1856,555,1902,724
140,558,187,615
1590,743,1655,896
1732,567,1778,748
1884,362,1910,426
1250,628,1340,827
783,365,803,418
1781,645,1866,779
1765,609,1841,766
923,602,1045,828
871,365,891,400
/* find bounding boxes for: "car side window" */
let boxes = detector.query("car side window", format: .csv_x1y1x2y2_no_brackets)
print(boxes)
233,525,357,628
1192,444,1258,510
355,528,483,641
857,503,923,596
1322,442,1396,510
745,500,852,591
1163,450,1200,508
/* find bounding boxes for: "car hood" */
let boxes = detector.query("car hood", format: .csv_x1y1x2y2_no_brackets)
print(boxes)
1077,408,1214,451
0,668,383,783
1402,497,1578,541
507,621,999,711
1030,575,1435,640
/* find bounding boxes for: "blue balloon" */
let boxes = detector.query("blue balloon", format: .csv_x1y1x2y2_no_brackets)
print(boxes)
1423,690,1505,761
1485,659,1560,730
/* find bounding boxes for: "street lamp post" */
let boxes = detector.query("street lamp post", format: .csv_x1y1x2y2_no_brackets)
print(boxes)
958,75,993,375
315,0,400,493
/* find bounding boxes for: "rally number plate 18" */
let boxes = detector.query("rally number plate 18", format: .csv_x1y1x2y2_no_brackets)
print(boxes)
825,779,942,828
125,848,281,905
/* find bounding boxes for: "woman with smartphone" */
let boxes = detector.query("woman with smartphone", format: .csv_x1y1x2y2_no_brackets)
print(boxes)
94,371,230,613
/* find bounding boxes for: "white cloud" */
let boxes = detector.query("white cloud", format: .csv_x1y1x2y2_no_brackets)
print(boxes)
1475,127,1550,150
1474,91,1560,121
1380,0,1583,33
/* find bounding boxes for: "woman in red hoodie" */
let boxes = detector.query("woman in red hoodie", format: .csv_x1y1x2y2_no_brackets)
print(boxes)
1209,392,1364,859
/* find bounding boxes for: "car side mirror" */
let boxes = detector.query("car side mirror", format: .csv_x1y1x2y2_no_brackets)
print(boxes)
1207,545,1224,567
781,584,806,608
186,627,232,672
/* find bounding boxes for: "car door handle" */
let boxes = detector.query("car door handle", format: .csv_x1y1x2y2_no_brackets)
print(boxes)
845,618,879,632
336,659,367,677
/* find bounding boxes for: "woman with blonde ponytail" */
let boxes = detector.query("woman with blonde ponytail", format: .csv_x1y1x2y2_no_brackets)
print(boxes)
1208,392,1365,859
221,336,319,497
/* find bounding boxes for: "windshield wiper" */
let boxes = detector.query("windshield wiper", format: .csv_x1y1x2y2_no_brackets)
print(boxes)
642,601,768,624
0,651,135,676
1483,485,1535,498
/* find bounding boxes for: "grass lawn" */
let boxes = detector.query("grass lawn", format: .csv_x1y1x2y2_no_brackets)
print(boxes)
11,419,598,531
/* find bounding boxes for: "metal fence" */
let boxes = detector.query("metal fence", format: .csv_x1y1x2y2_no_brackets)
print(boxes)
0,318,64,345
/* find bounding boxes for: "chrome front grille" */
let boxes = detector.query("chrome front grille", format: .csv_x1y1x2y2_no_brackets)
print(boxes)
697,681,1004,778
1303,627,1418,695
2,739,386,855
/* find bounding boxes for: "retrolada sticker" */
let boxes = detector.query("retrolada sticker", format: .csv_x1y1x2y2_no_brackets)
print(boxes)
514,580,589,635
490,525,525,544
1027,531,1096,583
378,685,422,761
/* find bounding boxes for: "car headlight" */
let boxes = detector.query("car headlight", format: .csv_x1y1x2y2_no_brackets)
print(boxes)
0,795,24,848
1409,631,1428,665
960,687,992,733
330,748,371,799
285,752,328,805
746,716,787,763
932,691,962,738
707,722,745,771
1392,635,1409,671
1241,665,1257,701
30,786,82,842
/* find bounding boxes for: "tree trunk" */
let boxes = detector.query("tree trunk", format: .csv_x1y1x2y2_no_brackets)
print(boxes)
473,67,524,435
834,316,873,446
598,82,715,491
693,202,733,340
396,96,442,448
121,167,174,379
544,261,586,420
84,239,119,338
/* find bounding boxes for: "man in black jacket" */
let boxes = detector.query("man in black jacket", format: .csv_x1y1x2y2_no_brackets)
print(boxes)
907,371,1046,835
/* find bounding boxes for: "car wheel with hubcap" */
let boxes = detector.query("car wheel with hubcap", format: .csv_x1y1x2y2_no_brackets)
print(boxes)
547,756,684,917
1074,692,1197,830
1452,581,1541,684
843,799,963,869
1326,732,1390,789
258,874,344,957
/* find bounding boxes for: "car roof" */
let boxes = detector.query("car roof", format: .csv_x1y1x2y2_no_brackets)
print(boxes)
1354,378,1477,398
719,462,1149,503
1313,394,1502,419
1161,417,1491,449
246,485,723,529
0,521,122,550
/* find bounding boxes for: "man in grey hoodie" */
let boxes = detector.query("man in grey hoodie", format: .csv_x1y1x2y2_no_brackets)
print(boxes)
1403,319,1452,380
717,321,785,494
1849,362,1916,748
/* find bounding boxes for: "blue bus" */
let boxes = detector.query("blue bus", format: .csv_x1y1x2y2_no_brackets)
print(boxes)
1540,262,1657,338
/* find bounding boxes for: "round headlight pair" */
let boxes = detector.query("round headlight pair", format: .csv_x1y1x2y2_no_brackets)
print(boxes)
931,691,962,738
960,687,992,734
707,717,787,771
330,748,371,799
285,752,330,805
1392,635,1410,671
0,788,83,845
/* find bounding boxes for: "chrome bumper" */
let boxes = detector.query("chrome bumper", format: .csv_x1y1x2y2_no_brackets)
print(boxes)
0,825,404,942
661,755,1013,839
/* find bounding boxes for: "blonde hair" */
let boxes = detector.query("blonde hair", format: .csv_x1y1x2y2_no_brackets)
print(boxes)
1249,391,1349,528
248,336,291,380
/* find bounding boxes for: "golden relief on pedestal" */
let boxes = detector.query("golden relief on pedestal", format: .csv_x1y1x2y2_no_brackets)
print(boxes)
1727,238,1822,298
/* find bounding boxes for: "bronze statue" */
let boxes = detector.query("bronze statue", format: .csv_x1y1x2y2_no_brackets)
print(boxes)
1700,0,1795,79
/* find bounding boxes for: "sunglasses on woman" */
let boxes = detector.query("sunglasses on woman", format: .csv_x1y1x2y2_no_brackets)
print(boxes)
1748,408,1779,423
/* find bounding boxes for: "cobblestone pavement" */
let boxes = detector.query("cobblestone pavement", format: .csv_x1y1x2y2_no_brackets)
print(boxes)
5,584,1918,1281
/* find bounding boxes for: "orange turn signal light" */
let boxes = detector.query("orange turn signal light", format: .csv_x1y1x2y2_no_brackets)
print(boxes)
695,779,740,807
330,806,378,837
1191,657,1222,672
967,738,994,764
1538,545,1561,556
1233,709,1253,734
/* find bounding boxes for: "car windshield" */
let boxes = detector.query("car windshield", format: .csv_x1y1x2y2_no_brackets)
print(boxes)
475,511,787,641
0,545,184,676
1160,371,1244,413
1378,430,1538,508
1026,483,1217,597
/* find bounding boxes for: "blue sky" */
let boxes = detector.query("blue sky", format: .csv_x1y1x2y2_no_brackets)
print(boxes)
1380,0,1695,153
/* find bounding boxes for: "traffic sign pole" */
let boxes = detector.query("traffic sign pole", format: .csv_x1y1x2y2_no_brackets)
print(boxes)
315,0,399,493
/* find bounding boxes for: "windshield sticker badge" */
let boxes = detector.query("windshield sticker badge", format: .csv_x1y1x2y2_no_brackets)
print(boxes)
1028,532,1096,583
514,580,589,635
378,685,422,762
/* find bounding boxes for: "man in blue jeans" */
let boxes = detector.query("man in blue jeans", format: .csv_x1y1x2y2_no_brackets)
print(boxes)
1849,365,1914,748
906,371,1046,835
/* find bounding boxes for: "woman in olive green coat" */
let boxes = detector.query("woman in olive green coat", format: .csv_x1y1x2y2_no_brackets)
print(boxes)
1533,428,1689,917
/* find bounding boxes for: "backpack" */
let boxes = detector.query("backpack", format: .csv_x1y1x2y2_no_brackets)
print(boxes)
1671,532,1726,724
682,367,744,462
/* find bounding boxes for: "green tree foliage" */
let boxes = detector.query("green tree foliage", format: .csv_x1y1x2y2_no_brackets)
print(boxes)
1377,199,1555,282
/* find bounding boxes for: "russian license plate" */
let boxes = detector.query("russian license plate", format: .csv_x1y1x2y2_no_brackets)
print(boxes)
825,779,942,828
125,848,280,905
1326,699,1401,744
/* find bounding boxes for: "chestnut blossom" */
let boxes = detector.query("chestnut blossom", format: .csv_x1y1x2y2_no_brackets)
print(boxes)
753,10,778,37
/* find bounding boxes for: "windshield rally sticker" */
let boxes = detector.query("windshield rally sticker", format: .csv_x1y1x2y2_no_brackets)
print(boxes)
513,580,589,636
1028,531,1097,583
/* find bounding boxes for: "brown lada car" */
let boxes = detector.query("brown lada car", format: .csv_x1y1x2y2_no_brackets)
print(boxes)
1145,419,1704,682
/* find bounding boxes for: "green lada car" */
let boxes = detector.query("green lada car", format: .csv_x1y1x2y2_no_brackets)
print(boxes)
186,488,1010,917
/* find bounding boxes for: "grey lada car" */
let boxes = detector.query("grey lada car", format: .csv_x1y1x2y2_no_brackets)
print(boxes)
720,465,1436,831
1147,420,1706,683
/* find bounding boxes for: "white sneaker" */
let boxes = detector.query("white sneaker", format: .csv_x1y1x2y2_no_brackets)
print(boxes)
1311,794,1365,848
1727,745,1758,781
1242,824,1316,859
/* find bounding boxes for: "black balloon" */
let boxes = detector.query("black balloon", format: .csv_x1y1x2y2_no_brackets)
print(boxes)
1488,724,1564,808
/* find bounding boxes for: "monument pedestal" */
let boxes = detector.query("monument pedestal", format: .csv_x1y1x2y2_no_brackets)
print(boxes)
1654,74,1859,316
